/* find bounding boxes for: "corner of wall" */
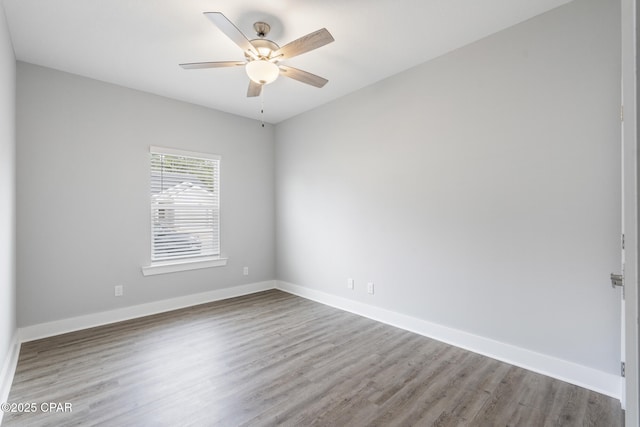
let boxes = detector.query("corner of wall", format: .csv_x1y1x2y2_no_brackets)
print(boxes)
0,0,18,419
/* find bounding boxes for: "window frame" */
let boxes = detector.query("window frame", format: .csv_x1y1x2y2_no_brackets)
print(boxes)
142,146,227,276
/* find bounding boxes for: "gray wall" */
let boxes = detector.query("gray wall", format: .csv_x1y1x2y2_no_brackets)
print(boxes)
0,2,16,371
275,0,622,375
16,63,275,326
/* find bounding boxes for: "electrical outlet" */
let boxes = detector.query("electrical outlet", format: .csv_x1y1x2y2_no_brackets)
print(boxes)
114,285,123,297
367,282,374,295
347,278,354,290
243,266,249,276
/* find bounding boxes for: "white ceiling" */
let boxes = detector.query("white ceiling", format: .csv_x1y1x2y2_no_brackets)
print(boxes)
3,0,573,124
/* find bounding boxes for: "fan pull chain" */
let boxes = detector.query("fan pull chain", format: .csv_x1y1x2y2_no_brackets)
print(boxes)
260,89,265,128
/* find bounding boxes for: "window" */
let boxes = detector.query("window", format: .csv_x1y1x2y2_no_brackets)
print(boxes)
143,146,226,275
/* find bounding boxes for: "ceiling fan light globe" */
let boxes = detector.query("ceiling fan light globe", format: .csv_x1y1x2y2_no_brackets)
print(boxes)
246,60,279,85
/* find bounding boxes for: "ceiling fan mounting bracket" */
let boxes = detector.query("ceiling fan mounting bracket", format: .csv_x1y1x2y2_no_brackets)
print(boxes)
253,22,271,38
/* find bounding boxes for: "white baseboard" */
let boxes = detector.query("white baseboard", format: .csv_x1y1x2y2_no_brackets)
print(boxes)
276,280,622,400
20,280,276,343
0,332,21,425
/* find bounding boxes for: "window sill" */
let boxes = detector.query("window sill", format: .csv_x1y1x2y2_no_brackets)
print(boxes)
142,257,228,276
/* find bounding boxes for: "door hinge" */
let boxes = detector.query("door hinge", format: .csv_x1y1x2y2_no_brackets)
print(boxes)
622,233,625,250
611,273,624,288
621,361,626,377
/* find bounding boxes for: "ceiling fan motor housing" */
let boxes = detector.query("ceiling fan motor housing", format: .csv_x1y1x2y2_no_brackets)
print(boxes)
246,38,280,60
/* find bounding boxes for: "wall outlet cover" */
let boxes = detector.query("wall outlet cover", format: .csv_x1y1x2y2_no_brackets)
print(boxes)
367,282,374,295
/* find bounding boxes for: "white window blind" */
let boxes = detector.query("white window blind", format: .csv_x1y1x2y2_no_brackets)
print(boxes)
149,146,220,263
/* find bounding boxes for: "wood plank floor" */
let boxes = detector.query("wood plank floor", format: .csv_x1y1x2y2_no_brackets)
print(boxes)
4,290,622,426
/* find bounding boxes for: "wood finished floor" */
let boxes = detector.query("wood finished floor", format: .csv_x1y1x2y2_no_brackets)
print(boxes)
4,290,622,427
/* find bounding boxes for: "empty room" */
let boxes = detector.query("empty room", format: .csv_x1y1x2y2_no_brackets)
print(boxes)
0,0,638,425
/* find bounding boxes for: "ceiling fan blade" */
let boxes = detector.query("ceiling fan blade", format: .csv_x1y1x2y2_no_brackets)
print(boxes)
273,28,334,60
179,61,245,69
279,65,328,88
204,12,258,57
247,80,263,97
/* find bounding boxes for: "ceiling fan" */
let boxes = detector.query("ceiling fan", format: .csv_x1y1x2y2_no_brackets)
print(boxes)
180,12,335,97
